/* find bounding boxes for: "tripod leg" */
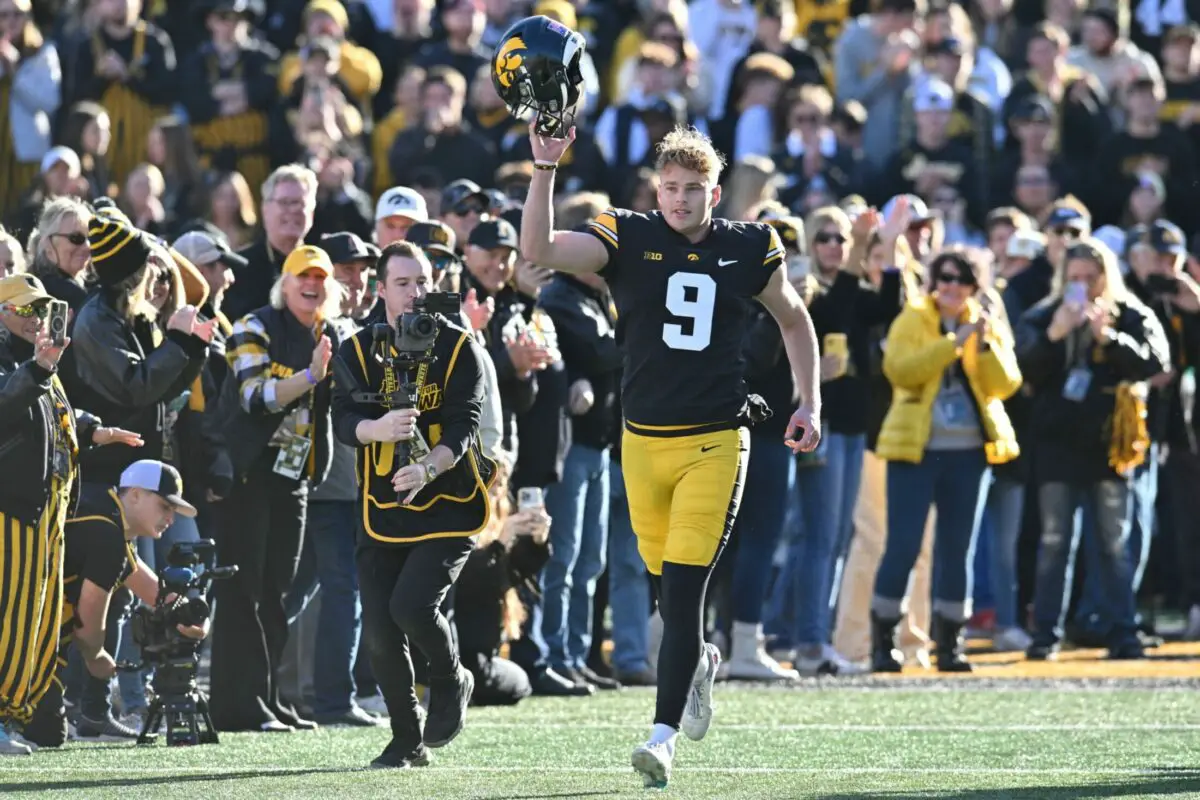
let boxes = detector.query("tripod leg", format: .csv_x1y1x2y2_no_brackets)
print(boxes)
138,699,163,745
196,691,219,744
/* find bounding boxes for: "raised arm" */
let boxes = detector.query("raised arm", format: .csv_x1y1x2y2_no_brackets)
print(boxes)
520,126,610,275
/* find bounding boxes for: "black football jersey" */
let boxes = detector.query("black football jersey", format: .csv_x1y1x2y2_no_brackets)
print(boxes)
582,209,784,431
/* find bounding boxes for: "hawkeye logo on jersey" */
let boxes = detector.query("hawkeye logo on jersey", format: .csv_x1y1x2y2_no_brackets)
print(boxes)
644,251,663,261
687,253,700,262
494,36,526,89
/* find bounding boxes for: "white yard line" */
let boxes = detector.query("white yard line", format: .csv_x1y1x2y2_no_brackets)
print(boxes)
466,722,1200,732
1,766,1198,776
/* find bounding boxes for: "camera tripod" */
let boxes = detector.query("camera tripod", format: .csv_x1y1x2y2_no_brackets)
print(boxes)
135,655,219,746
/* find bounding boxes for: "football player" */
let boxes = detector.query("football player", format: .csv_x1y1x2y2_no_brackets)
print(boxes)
491,15,822,788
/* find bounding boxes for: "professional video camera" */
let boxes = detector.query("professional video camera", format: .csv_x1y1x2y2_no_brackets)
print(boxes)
127,539,236,746
333,293,461,499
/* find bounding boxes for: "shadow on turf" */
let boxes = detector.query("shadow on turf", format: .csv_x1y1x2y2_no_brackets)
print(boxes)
816,768,1200,799
471,792,621,799
0,767,348,793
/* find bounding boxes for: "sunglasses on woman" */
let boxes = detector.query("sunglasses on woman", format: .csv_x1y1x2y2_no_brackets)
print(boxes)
52,232,88,246
4,302,49,319
814,232,846,245
936,271,973,286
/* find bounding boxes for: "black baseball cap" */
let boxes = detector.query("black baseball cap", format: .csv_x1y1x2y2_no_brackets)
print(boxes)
468,218,519,251
1012,95,1053,123
320,231,380,265
407,220,458,257
119,460,198,518
442,179,489,216
1147,219,1187,255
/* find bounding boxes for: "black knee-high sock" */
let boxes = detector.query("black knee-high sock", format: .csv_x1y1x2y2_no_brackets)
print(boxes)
654,562,715,729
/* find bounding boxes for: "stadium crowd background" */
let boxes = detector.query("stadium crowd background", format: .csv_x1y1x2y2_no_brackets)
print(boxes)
2,0,1200,741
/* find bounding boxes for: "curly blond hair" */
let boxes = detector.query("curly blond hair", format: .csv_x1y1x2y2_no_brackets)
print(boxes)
654,126,726,185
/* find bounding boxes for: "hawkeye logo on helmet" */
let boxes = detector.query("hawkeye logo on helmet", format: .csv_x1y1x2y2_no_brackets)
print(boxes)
495,36,527,90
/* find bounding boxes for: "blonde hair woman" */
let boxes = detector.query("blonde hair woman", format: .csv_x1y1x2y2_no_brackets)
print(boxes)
1017,237,1171,661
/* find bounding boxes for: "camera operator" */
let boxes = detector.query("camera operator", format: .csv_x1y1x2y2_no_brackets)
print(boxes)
23,461,208,750
0,274,143,755
208,245,340,734
332,241,497,769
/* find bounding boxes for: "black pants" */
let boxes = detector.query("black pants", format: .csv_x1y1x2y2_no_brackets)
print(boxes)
357,537,472,752
23,636,70,748
1167,448,1200,609
650,561,721,729
209,467,307,731
463,651,531,707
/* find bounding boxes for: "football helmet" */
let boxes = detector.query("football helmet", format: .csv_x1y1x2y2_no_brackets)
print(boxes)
491,15,587,138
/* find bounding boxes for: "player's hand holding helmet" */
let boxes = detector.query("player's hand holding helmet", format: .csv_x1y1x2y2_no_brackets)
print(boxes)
492,15,587,142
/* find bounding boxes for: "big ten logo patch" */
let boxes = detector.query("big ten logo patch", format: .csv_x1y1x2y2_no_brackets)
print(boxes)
269,363,296,379
418,383,443,412
644,251,663,261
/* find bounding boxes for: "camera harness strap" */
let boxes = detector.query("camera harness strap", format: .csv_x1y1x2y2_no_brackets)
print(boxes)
374,347,434,476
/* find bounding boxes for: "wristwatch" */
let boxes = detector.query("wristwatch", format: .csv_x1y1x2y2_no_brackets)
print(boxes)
422,461,439,484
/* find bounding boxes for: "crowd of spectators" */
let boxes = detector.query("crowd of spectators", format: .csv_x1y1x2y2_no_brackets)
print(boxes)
2,0,1199,741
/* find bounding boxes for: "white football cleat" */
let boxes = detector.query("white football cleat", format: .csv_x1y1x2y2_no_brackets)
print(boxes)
631,741,672,789
681,643,720,741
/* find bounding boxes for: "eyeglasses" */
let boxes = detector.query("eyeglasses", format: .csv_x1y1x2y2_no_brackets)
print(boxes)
155,271,171,285
936,271,973,286
431,253,459,272
792,114,821,126
1051,226,1082,239
451,200,486,216
814,232,846,245
52,232,88,246
4,302,49,319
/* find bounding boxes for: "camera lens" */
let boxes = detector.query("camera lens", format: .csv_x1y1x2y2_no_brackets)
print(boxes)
170,597,211,628
413,315,436,337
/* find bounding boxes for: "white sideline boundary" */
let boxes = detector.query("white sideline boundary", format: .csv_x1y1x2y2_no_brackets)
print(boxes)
466,722,1200,732
1,766,1199,776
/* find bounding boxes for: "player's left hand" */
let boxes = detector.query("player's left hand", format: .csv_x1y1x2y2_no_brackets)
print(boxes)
784,406,821,453
393,464,429,505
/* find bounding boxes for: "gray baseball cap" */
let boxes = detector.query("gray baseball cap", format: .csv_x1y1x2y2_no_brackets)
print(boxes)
172,230,248,268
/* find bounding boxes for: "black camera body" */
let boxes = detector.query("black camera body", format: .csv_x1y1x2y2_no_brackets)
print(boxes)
381,291,462,359
128,540,235,746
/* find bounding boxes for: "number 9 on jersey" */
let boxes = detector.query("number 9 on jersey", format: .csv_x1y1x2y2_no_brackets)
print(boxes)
662,272,716,352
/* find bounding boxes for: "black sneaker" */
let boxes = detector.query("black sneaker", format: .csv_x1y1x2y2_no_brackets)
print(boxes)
530,667,594,697
75,712,139,742
312,706,386,727
423,664,474,748
370,741,431,769
1026,641,1059,661
571,665,622,691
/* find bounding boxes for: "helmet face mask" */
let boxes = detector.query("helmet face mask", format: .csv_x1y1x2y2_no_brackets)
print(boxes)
492,15,586,139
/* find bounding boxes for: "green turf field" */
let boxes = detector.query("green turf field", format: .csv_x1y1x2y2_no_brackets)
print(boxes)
3,681,1199,798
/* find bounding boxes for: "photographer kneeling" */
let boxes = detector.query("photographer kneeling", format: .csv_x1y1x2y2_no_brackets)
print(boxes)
24,461,208,749
332,241,497,769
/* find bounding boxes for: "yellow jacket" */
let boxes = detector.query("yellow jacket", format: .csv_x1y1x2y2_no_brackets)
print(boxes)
877,295,1023,465
278,41,383,103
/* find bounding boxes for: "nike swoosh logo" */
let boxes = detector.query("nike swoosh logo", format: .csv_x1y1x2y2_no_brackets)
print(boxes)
718,259,737,267
700,444,720,452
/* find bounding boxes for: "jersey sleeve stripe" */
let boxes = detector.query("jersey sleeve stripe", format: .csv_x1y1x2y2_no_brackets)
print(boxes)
586,220,618,249
763,247,785,266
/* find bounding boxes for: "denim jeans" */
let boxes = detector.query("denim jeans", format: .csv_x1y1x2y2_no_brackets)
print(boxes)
985,476,1026,629
1031,480,1138,647
607,460,650,674
874,449,990,622
1074,444,1158,634
763,432,866,647
542,444,611,672
301,500,364,714
730,431,794,623
116,515,201,712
